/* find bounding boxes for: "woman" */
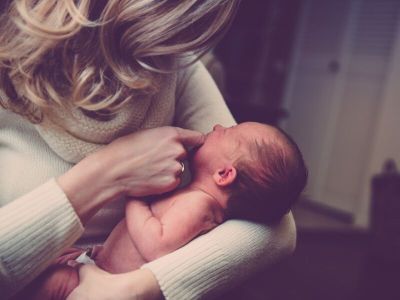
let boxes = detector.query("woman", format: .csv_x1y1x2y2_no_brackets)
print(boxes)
0,0,296,299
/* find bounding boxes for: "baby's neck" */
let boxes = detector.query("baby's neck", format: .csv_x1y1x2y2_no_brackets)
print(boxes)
183,180,228,212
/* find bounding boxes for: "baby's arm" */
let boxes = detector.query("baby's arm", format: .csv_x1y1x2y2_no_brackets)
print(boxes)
125,198,216,262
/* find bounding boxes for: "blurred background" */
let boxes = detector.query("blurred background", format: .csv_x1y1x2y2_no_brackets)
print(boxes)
207,0,400,299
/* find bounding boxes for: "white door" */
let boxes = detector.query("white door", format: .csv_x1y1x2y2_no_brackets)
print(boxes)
282,0,400,226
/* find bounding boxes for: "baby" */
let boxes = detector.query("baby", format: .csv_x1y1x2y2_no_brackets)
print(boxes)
20,122,307,299
96,122,308,273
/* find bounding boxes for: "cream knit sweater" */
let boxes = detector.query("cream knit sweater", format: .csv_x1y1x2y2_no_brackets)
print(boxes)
0,61,296,299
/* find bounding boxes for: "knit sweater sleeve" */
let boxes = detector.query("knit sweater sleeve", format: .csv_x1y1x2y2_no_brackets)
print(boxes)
143,216,296,300
142,61,297,299
0,178,84,299
173,60,236,133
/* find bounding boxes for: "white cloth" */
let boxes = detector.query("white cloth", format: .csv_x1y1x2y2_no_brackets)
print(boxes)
75,252,95,265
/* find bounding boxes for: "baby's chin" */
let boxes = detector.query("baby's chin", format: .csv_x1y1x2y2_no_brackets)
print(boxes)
188,133,210,159
188,144,201,163
187,132,211,168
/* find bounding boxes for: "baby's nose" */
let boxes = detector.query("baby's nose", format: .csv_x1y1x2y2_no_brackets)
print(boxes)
213,124,224,131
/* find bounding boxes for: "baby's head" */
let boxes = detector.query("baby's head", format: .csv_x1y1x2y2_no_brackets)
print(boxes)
191,122,308,224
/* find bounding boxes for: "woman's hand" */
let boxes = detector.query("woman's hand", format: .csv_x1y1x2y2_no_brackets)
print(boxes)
57,126,205,224
96,126,204,197
66,264,163,300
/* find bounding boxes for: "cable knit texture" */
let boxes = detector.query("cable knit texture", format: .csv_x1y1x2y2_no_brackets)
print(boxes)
142,216,295,300
0,61,296,299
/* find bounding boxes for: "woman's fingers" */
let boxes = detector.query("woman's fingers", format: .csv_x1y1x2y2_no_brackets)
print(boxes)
72,126,205,200
149,174,181,196
68,267,163,300
174,161,185,177
165,142,187,162
175,127,206,147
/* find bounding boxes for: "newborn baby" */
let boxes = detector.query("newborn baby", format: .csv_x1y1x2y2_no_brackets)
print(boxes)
97,122,308,273
21,122,307,299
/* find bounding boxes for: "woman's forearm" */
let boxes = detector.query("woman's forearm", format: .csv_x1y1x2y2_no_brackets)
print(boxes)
57,151,121,225
141,214,296,300
0,179,84,299
57,126,205,225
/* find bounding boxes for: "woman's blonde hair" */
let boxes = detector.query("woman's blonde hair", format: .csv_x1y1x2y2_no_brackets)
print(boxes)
0,0,239,122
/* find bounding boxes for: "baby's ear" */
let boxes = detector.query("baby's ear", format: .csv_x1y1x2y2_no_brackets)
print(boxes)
213,166,237,187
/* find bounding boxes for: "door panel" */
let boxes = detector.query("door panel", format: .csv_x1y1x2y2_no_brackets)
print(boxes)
283,0,400,219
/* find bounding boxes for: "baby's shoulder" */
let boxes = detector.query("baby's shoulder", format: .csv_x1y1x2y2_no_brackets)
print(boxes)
173,195,214,212
163,191,225,226
186,197,225,225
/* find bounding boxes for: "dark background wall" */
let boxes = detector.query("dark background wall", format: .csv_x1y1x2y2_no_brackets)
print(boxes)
212,1,400,299
215,0,301,124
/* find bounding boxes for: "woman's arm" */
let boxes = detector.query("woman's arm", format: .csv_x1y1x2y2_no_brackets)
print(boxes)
0,179,84,299
58,126,205,224
142,215,295,299
143,60,296,299
66,215,295,300
0,126,204,298
66,61,295,300
67,265,163,300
